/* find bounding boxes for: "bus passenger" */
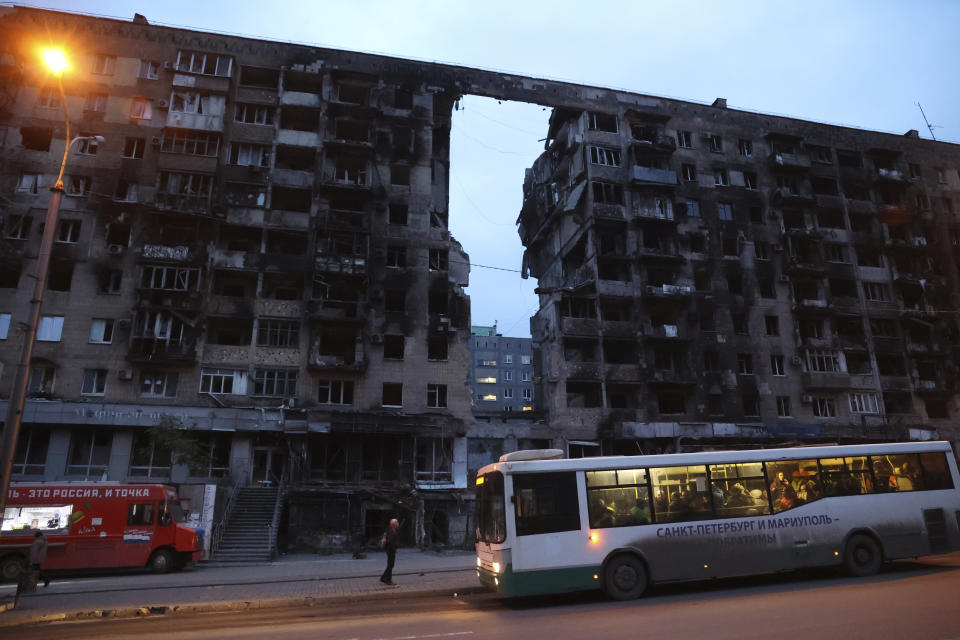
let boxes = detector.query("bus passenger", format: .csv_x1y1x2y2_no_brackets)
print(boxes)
770,471,796,511
668,491,692,519
898,461,922,491
725,482,752,507
629,499,649,524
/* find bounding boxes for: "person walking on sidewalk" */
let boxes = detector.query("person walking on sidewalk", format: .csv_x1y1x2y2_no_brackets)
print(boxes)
379,518,400,586
14,531,49,607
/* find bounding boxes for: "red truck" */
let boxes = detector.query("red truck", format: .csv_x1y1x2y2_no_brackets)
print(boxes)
1,483,203,581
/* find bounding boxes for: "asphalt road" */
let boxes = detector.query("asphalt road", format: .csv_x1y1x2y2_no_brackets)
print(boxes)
13,555,960,640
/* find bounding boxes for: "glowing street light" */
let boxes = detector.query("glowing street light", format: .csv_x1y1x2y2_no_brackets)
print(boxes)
42,48,69,75
0,49,104,519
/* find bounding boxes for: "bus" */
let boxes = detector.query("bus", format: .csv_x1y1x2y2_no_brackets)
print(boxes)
1,483,203,581
474,441,960,600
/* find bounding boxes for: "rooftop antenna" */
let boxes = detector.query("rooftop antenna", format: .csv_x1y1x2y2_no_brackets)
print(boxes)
916,102,939,141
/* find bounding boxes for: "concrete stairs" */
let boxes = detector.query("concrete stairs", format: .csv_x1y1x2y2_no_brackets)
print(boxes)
212,487,280,562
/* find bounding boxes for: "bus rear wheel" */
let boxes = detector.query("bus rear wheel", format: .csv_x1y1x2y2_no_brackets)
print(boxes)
149,549,174,574
603,554,648,600
844,534,882,577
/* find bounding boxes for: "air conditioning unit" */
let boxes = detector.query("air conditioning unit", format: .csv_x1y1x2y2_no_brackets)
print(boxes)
801,394,813,404
151,136,161,146
790,355,803,366
117,369,134,381
107,244,125,255
163,61,174,69
156,99,169,109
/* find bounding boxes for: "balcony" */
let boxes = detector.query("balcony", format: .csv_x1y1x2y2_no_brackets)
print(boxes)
153,192,212,215
142,243,204,263
165,111,223,132
277,129,320,148
309,298,362,321
631,135,676,154
770,152,811,169
647,369,696,385
593,203,626,220
643,284,693,300
637,247,684,263
560,316,601,336
211,248,261,270
642,324,688,341
320,167,370,189
315,254,367,275
127,338,197,364
605,363,644,382
785,257,826,276
875,168,907,183
631,166,678,186
845,198,877,214
308,354,368,373
773,187,814,205
801,371,850,389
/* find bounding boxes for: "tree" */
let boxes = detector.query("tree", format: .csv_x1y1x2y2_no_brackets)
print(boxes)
137,415,210,478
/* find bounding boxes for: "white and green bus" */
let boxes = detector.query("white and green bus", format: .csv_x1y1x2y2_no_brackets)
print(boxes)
475,441,960,600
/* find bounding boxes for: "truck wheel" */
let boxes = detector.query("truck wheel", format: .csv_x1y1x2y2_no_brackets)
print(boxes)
603,554,648,600
1,554,26,582
149,549,174,574
844,534,882,577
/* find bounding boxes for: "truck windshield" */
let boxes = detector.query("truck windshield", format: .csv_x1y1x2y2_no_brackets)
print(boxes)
475,471,506,543
168,500,187,523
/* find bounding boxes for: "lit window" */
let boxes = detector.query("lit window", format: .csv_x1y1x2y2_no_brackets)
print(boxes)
481,394,497,402
476,377,497,384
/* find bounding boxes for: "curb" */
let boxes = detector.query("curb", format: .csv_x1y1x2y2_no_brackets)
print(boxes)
0,585,489,628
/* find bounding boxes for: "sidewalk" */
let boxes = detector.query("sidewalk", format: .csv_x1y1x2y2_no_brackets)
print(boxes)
0,549,484,627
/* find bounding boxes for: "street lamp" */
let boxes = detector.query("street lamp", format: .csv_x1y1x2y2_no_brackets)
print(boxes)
0,49,103,517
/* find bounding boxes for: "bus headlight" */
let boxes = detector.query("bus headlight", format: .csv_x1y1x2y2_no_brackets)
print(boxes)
492,562,501,574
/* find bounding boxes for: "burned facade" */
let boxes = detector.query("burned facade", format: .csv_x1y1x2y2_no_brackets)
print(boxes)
0,7,474,552
519,101,960,455
2,6,960,557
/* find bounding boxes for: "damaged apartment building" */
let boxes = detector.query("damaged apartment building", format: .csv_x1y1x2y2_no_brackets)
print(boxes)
3,6,960,557
518,100,960,456
0,6,475,553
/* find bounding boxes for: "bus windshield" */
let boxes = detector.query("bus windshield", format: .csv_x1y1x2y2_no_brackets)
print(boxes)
476,471,506,543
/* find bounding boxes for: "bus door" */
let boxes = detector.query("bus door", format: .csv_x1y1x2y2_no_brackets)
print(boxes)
510,472,584,573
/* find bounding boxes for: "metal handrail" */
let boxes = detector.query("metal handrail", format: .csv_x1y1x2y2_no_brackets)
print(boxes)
267,469,287,559
210,473,244,559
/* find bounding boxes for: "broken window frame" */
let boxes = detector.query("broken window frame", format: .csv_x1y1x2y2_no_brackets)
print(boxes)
228,142,270,166
736,353,754,375
386,244,407,268
55,219,81,243
252,369,298,397
681,164,697,181
155,171,214,211
175,50,233,77
36,88,59,109
587,112,618,133
162,131,220,157
863,282,890,302
87,318,114,345
770,355,786,376
84,93,108,113
28,366,55,396
235,103,274,125
129,97,152,121
805,349,843,373
589,145,622,167
139,371,179,398
427,383,448,408
415,437,452,484
199,368,248,395
16,173,41,194
737,138,753,157
591,181,624,205
714,169,729,187
382,382,403,407
676,130,693,148
138,59,160,79
90,53,116,75
139,265,202,292
81,369,107,396
256,319,299,348
849,392,881,414
317,379,354,405
122,137,146,159
776,396,792,417
428,248,449,271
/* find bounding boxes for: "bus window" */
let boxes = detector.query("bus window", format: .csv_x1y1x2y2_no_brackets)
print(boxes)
513,472,580,536
127,503,156,526
476,472,506,543
819,457,874,497
650,465,710,523
585,468,650,528
766,459,821,512
708,463,770,518
919,452,955,490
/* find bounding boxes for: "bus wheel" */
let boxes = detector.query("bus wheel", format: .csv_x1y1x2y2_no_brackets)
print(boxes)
844,534,882,577
603,554,648,600
1,554,26,582
149,549,174,574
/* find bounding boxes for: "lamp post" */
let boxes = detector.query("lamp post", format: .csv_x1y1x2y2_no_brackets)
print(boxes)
0,50,103,516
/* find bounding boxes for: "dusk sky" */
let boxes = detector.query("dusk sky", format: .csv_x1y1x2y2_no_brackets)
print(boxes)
31,0,960,336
